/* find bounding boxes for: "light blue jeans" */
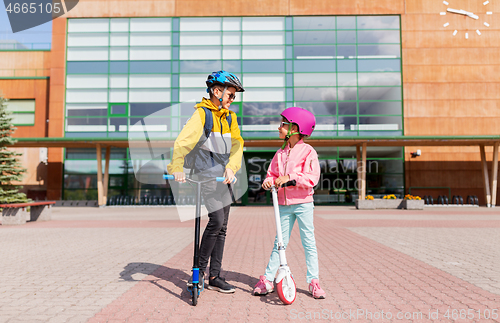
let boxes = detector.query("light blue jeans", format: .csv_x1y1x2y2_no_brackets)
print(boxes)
264,202,319,284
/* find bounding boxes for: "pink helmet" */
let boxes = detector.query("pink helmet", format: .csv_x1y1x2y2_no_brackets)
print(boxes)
281,107,316,136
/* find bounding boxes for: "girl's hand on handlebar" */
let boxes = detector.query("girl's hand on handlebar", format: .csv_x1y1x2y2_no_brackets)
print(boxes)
173,172,186,183
262,180,273,190
275,175,290,188
223,168,237,185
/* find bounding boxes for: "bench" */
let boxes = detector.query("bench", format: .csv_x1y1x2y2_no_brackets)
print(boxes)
0,201,56,225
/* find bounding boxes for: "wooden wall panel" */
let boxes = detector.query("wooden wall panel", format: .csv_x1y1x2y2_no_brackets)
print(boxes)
290,0,403,15
404,48,500,66
403,30,500,48
404,65,500,83
404,83,500,100
0,79,49,138
405,0,500,14
405,117,500,136
405,100,500,118
66,0,175,17
11,148,47,187
177,0,289,16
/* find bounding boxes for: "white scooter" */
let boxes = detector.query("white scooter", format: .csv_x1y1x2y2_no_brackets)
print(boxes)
271,184,297,305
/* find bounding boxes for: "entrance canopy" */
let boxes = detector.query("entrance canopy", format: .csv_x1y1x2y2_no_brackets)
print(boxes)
12,135,500,207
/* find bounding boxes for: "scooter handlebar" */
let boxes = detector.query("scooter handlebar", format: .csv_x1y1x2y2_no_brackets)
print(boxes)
163,174,228,183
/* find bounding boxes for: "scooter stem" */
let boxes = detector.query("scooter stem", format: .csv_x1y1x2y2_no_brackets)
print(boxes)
271,185,288,266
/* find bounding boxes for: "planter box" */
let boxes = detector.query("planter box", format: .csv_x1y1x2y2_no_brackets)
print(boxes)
356,199,422,210
402,199,425,210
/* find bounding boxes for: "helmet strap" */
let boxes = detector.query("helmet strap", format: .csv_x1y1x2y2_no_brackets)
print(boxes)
281,125,300,150
217,86,228,110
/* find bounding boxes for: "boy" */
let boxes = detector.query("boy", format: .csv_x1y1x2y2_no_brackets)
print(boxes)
167,71,244,293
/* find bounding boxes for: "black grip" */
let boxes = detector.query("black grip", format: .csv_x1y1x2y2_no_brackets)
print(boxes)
281,180,296,187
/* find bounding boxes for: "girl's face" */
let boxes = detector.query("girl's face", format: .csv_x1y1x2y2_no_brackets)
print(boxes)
278,118,296,139
213,86,237,110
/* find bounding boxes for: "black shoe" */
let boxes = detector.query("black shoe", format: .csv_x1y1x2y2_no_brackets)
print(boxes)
207,276,235,293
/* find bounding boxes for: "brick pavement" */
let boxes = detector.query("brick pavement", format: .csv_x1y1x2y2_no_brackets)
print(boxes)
1,206,500,322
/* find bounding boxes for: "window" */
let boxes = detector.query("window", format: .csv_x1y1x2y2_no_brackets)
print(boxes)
6,99,35,126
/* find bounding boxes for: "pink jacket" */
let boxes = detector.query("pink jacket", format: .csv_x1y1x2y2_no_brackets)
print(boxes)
264,139,321,205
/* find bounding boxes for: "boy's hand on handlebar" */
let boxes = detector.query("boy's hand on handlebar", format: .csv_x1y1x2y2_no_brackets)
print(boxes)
275,175,290,188
173,172,186,183
223,168,237,185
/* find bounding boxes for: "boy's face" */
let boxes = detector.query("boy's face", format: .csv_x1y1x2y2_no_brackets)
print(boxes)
212,86,237,110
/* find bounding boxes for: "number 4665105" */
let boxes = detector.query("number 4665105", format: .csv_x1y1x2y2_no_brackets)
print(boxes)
6,2,62,14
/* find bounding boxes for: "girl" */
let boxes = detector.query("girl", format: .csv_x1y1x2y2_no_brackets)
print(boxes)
253,107,326,299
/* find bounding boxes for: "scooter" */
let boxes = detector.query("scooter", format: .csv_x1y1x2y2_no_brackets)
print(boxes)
164,173,226,306
271,184,297,305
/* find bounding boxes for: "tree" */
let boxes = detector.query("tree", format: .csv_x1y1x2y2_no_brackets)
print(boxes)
0,95,29,203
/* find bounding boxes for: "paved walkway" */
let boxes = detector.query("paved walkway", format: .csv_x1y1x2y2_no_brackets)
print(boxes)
1,206,499,322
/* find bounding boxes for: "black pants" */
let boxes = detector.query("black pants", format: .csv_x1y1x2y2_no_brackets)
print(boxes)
198,180,232,278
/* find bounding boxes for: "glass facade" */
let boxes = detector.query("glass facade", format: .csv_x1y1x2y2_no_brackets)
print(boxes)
63,16,404,204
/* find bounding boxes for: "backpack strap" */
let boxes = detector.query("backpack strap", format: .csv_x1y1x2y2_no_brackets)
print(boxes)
226,110,232,130
200,106,213,141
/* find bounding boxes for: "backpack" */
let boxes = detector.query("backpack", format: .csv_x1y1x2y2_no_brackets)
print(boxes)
183,106,232,171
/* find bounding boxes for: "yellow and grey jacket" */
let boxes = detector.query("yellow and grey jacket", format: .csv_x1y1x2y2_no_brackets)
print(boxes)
167,98,244,177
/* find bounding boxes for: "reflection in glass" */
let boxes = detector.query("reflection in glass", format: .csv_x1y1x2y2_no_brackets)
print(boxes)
180,60,221,73
67,109,107,117
294,87,337,102
295,102,336,115
294,60,335,72
357,16,400,29
294,45,335,59
337,17,355,29
358,87,401,101
338,87,357,101
337,31,356,43
359,101,402,115
243,102,285,116
338,116,357,129
357,45,400,58
357,73,401,86
110,61,129,74
358,116,402,128
293,17,336,30
130,103,170,116
337,45,355,58
337,60,356,72
338,102,357,115
67,61,108,74
357,31,400,44
358,59,400,72
129,61,170,74
294,31,335,44
294,73,336,87
242,60,285,73
337,73,357,86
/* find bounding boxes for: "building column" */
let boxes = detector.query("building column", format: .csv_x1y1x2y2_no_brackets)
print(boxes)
356,145,361,200
96,144,104,207
103,146,111,205
360,143,367,200
490,142,499,207
480,145,491,207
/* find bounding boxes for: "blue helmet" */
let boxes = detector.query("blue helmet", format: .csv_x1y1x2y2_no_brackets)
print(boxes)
206,70,244,92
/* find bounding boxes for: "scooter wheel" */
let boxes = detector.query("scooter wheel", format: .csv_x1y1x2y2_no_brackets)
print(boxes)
277,275,296,305
192,286,198,306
